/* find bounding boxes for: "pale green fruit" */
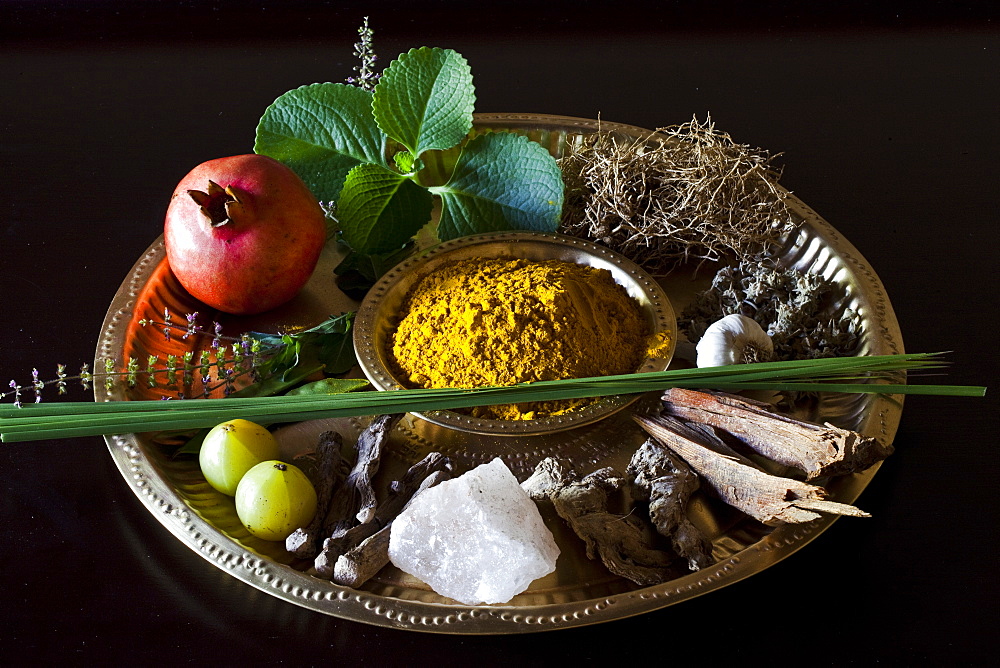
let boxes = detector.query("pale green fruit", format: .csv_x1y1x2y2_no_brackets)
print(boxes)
199,419,281,496
235,461,317,541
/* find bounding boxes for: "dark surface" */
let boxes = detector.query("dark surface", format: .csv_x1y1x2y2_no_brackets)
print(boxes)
2,2,997,664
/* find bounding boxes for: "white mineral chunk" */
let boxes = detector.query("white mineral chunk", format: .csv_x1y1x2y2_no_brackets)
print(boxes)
388,457,560,605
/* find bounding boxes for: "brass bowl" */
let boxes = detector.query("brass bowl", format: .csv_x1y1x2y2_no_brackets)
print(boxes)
353,231,676,436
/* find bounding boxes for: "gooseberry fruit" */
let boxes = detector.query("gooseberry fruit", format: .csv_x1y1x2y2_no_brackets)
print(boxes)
199,419,281,496
164,154,327,315
235,461,318,542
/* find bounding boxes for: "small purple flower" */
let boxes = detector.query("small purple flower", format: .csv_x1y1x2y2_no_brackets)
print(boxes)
31,368,43,403
183,312,202,340
212,322,223,350
9,380,22,408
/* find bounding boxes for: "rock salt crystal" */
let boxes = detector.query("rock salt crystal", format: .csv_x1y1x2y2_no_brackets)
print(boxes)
388,458,560,605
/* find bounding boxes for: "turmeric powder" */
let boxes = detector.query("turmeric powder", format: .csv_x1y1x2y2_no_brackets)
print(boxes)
389,257,649,420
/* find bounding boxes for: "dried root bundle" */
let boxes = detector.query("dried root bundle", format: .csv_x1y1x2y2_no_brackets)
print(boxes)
559,116,798,273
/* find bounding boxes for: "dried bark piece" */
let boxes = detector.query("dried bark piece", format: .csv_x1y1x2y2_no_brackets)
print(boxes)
332,469,451,588
635,414,870,526
627,438,714,571
543,464,678,586
314,414,402,578
661,388,894,480
285,430,346,559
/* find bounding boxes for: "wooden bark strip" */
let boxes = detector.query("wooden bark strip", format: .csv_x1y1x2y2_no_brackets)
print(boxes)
661,388,894,480
634,414,870,526
320,452,453,568
331,469,451,588
314,414,402,578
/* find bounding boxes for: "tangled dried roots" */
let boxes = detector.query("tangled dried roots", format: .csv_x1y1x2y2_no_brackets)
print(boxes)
558,116,799,274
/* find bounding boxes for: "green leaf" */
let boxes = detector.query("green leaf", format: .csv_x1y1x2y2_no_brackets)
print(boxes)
254,83,388,202
285,312,358,376
336,163,434,254
286,378,370,396
311,331,357,376
297,312,356,336
393,150,419,175
334,243,416,300
432,132,564,241
372,47,475,157
247,313,358,382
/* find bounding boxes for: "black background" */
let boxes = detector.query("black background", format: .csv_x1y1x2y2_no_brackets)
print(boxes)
2,2,997,664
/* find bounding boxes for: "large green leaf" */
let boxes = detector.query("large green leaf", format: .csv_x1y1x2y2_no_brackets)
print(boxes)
254,83,388,202
336,163,434,254
432,132,564,241
372,47,475,158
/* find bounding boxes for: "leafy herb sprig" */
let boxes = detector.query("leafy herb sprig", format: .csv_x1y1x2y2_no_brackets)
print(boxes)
254,44,564,279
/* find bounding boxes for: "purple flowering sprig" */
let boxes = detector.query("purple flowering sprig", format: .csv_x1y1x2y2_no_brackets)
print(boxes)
3,311,357,405
2,312,266,404
345,17,381,92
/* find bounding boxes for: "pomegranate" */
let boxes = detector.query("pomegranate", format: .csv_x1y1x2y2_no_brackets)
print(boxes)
164,154,327,315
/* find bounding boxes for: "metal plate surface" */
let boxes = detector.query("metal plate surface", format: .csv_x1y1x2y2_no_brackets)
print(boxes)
96,114,904,633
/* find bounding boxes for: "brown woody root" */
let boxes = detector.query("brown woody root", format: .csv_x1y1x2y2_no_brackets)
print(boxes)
525,458,680,586
628,438,714,571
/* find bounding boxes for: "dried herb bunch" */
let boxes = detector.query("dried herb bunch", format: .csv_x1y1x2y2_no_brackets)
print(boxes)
680,259,864,360
559,116,798,273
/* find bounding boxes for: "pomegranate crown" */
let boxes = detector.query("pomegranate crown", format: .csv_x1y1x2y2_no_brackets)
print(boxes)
187,180,247,227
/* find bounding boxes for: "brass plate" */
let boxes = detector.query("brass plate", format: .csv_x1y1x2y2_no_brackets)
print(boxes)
96,114,904,633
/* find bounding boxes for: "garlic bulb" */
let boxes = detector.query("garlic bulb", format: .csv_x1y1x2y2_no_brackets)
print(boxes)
695,314,774,368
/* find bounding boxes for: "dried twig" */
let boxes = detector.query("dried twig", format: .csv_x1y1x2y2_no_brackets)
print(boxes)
285,430,347,559
314,414,402,578
332,469,451,588
322,452,452,567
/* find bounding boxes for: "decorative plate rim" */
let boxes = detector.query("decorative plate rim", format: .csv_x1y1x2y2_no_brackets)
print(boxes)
95,113,904,634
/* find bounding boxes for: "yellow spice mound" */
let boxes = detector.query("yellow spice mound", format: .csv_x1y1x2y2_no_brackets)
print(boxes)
389,257,649,420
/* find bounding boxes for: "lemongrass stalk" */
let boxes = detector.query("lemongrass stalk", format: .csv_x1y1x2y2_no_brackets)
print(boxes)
0,353,985,443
